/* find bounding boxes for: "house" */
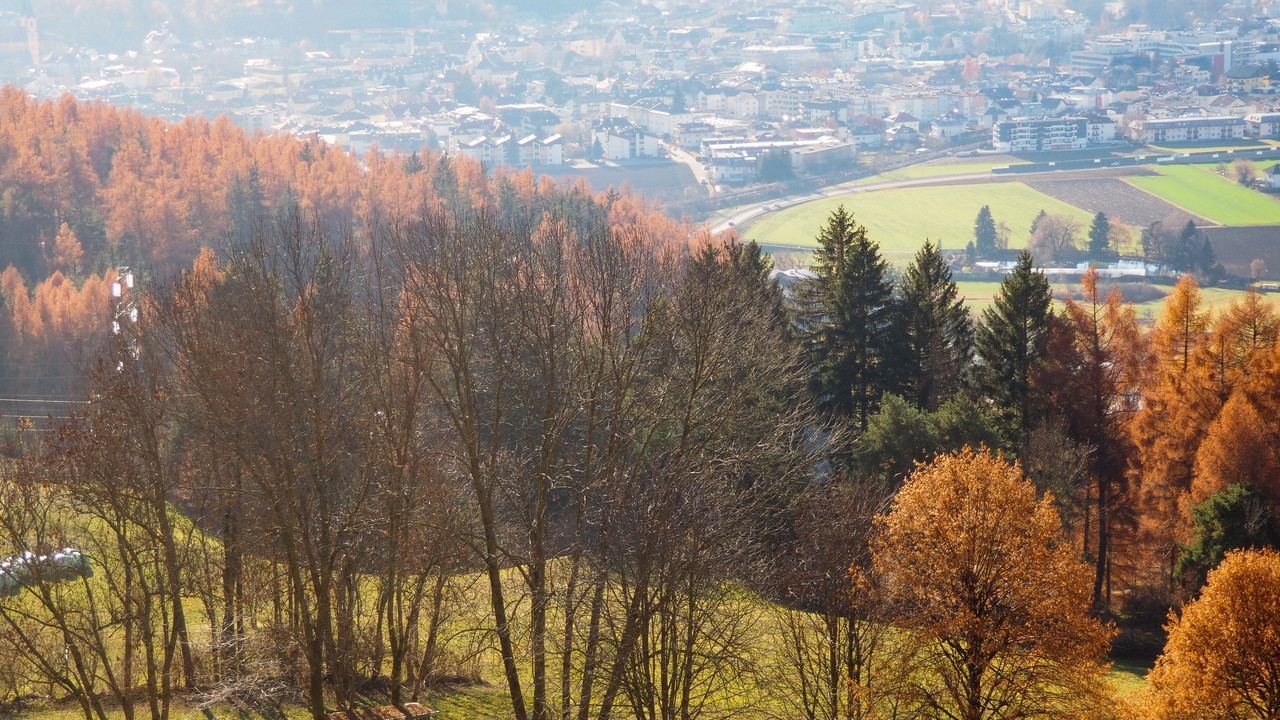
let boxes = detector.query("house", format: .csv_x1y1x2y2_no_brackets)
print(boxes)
1266,163,1280,190
979,105,1009,129
887,111,920,132
931,114,968,140
849,123,884,148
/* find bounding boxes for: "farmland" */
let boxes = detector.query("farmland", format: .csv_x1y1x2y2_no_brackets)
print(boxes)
1025,177,1200,228
1125,165,1280,226
744,181,1096,261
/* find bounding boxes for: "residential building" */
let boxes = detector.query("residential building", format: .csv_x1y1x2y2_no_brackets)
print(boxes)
1129,116,1247,144
992,117,1088,152
1085,114,1118,143
1245,112,1280,138
1224,64,1270,94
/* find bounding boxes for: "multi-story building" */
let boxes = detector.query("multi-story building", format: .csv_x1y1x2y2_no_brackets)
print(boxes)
1224,65,1271,94
992,117,1088,152
1129,116,1247,144
1246,112,1280,139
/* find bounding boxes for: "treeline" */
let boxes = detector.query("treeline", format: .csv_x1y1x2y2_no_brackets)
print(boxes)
0,87,646,403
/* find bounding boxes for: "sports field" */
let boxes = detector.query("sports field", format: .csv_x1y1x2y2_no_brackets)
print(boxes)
1125,165,1280,226
744,182,1096,261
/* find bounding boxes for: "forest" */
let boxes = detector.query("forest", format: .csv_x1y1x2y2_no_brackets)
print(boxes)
0,90,1278,720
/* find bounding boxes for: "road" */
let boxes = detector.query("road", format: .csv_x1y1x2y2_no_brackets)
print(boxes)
666,143,714,195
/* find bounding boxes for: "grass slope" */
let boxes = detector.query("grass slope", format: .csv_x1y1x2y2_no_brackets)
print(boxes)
1125,165,1280,226
745,182,1096,261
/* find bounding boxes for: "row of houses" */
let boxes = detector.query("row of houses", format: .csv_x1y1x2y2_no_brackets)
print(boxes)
458,134,565,168
993,111,1280,150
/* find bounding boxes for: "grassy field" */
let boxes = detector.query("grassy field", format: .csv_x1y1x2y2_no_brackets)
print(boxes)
1141,138,1280,154
952,280,1280,319
835,160,1024,187
1109,656,1153,700
744,182,1097,262
1125,165,1280,226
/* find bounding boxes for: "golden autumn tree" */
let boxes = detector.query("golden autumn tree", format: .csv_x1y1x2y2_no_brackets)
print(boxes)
1140,549,1280,720
1131,275,1211,582
1191,392,1280,508
874,447,1116,720
1048,267,1147,607
51,221,84,274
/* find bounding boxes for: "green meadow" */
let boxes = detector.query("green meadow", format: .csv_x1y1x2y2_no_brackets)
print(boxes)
1125,165,1280,226
745,182,1096,262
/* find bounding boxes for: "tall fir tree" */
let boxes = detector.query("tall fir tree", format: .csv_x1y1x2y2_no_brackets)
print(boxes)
901,240,973,410
802,205,899,429
1088,211,1111,258
1030,209,1047,236
974,205,997,257
975,250,1053,445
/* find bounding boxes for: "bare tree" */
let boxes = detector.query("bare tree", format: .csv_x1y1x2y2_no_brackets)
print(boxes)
1028,215,1082,263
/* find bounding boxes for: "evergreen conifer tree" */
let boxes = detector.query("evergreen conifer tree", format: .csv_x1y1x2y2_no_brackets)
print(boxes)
901,240,973,410
802,205,898,429
1088,211,1111,258
975,250,1053,444
974,205,997,257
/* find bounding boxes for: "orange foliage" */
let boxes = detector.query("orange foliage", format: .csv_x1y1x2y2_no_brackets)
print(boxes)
1131,276,1212,576
51,222,84,274
1190,392,1280,508
1140,549,1280,719
875,447,1115,720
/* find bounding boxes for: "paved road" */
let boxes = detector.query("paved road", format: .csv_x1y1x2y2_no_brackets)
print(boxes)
666,143,714,195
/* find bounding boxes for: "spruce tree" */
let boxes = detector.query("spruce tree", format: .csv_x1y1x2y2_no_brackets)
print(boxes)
901,240,973,410
1088,211,1111,258
974,205,997,257
974,250,1053,445
803,205,898,429
1030,209,1047,236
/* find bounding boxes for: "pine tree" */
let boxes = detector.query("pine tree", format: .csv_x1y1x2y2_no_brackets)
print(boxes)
900,240,972,410
1088,211,1111,258
974,205,997,257
974,250,1053,444
803,205,898,429
1030,209,1047,236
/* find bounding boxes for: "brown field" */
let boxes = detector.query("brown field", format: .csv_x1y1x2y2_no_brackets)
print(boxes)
1025,177,1208,228
1201,225,1280,279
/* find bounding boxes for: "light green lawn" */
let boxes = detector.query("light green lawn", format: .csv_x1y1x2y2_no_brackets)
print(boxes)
1142,138,1280,154
836,161,1023,187
1126,165,1280,225
745,182,1097,261
1109,657,1152,700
